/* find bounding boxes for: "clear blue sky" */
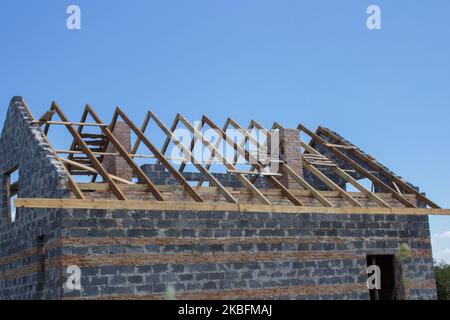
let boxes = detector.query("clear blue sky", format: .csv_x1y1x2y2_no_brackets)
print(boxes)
1,0,449,261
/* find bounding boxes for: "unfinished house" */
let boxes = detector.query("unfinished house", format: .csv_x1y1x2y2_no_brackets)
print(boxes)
0,96,448,300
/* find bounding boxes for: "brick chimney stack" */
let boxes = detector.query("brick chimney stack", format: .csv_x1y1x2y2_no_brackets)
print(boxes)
102,121,133,182
279,128,303,189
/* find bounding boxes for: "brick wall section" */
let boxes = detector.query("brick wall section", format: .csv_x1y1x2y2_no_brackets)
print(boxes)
0,97,71,299
56,209,436,300
102,122,132,181
279,128,303,189
140,164,271,189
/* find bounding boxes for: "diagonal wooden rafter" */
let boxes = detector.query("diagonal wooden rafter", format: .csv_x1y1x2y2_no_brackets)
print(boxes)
302,161,363,207
59,158,135,185
268,121,362,207
201,115,304,206
234,120,333,207
238,120,335,207
317,126,439,209
23,99,441,210
22,100,85,200
300,140,390,208
50,102,128,200
225,117,335,207
175,113,272,205
84,105,165,201
299,124,416,208
114,107,205,203
178,119,206,173
144,111,238,204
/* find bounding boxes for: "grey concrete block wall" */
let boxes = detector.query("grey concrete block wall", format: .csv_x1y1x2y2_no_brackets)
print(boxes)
0,97,71,299
57,209,436,300
140,164,271,189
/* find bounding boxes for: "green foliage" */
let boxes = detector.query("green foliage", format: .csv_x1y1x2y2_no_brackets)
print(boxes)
164,284,177,300
396,243,412,262
434,261,450,300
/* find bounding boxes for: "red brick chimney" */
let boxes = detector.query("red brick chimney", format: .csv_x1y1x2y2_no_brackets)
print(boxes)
279,128,303,189
102,121,133,181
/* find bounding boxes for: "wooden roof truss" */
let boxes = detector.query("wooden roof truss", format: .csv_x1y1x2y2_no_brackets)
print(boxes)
21,100,441,211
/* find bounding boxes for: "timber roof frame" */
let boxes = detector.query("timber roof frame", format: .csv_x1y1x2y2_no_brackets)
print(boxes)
14,99,447,215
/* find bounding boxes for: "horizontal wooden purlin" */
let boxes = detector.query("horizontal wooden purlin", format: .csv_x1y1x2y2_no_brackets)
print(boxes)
33,120,109,127
14,198,450,216
56,150,164,160
227,170,282,176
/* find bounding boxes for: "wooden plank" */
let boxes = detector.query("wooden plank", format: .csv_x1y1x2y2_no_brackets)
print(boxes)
147,111,238,204
318,126,440,208
38,110,55,122
176,114,272,205
302,160,364,207
68,108,89,163
51,102,127,200
227,170,282,176
204,118,229,171
56,150,160,159
324,143,356,150
86,105,165,201
306,162,337,167
21,100,85,199
32,121,108,127
228,118,252,166
392,181,402,194
178,118,205,173
299,125,417,208
115,108,205,203
80,133,106,139
15,198,450,216
131,111,151,156
59,158,135,185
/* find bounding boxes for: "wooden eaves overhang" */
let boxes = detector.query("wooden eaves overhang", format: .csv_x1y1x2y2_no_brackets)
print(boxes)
14,99,450,216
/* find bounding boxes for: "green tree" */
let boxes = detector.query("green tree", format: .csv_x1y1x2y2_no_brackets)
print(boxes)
434,260,450,300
